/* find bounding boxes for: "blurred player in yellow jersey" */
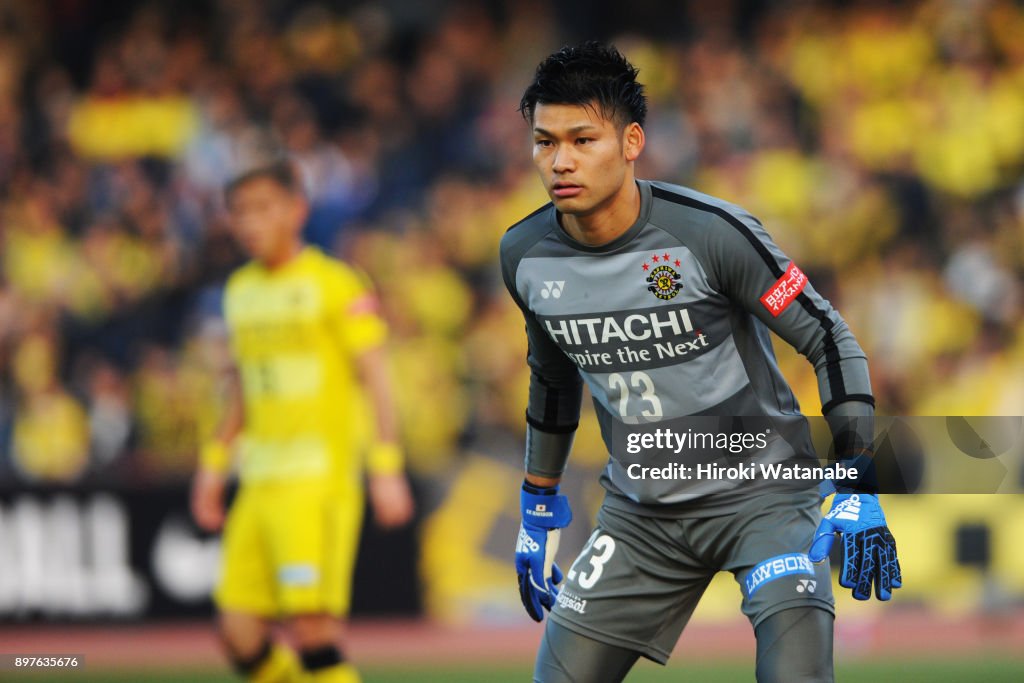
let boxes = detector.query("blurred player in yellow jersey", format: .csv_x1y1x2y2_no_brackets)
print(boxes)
190,161,414,683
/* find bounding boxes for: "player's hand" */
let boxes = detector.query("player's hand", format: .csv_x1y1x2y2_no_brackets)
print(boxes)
809,493,902,601
191,468,228,532
516,481,572,622
369,473,415,529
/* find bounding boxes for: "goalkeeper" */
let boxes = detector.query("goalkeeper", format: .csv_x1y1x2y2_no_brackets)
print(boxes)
190,161,413,683
501,43,900,683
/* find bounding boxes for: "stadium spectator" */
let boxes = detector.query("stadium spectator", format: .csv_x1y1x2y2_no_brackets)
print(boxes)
0,0,1020,500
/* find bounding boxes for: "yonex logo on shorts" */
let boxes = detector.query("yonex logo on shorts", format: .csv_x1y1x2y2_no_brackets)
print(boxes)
540,281,566,299
278,564,319,586
744,553,815,597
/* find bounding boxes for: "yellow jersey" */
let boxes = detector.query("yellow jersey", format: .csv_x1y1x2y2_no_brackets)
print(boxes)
223,247,386,485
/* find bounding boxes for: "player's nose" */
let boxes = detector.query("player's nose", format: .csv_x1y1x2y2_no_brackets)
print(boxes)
551,144,576,172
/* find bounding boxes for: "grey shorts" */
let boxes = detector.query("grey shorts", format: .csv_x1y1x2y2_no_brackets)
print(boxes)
548,490,835,664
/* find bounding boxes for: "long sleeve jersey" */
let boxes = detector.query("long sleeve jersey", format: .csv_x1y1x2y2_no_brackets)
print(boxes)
500,180,874,517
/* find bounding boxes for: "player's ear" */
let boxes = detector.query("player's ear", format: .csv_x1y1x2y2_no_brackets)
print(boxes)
623,122,644,162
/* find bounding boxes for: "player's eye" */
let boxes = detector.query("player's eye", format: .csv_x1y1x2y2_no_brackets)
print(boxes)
535,139,553,148
576,137,594,145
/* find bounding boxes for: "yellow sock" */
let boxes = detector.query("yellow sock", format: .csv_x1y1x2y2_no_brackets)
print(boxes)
250,644,302,683
304,662,361,683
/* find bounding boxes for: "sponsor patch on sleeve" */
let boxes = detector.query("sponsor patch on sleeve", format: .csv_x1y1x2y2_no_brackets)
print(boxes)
760,262,807,317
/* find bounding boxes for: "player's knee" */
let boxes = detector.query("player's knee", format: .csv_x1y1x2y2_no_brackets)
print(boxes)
220,632,273,677
535,620,638,683
218,611,272,668
754,606,834,683
285,614,354,675
286,613,340,650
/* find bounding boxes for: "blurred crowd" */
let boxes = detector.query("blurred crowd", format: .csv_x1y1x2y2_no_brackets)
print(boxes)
0,0,1023,485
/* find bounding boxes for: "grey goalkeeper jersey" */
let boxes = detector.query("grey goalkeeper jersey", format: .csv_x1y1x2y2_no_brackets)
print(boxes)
500,180,874,518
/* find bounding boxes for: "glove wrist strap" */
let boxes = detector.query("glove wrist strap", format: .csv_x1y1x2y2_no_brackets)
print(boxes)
834,452,879,494
521,481,572,529
522,480,559,496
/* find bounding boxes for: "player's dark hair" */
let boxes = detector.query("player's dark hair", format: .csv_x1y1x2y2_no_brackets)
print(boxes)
224,160,304,204
519,42,647,128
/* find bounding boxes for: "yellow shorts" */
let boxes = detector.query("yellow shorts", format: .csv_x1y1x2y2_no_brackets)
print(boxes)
214,480,363,617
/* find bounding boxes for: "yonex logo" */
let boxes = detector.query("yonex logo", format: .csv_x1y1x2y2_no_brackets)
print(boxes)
796,579,817,593
541,281,566,299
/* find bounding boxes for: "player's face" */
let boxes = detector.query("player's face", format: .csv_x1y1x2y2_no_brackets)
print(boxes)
531,102,641,217
228,177,307,265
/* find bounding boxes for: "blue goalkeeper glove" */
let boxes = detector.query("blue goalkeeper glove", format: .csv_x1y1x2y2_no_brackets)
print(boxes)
810,492,902,601
516,481,572,621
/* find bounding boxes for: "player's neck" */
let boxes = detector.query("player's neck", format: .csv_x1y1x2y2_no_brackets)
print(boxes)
561,179,641,247
261,241,304,271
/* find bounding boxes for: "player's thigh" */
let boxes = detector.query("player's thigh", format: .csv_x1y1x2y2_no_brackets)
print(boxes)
549,504,714,665
265,483,364,617
214,486,277,617
723,491,835,628
322,489,364,616
535,618,640,683
754,606,834,683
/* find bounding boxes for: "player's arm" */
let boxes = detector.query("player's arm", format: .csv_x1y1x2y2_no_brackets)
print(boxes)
705,210,875,468
706,211,873,417
515,309,583,621
353,343,414,529
501,244,583,621
707,210,900,600
522,310,584,483
190,361,243,532
327,262,414,529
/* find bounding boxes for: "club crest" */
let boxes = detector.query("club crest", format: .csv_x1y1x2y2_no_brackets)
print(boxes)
641,253,683,300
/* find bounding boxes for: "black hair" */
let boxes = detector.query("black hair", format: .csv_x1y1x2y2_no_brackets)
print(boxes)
224,160,304,203
519,42,647,128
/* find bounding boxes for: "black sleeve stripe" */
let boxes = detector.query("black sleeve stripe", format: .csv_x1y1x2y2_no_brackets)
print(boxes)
794,293,845,398
525,412,579,434
650,186,784,278
501,204,554,310
650,184,846,400
821,394,876,415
